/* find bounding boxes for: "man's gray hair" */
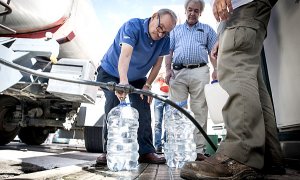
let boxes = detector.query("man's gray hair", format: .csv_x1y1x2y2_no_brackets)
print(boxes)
184,0,205,13
157,8,178,25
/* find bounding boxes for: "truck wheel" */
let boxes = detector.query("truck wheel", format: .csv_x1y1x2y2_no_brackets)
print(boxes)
18,127,50,145
0,95,20,145
84,126,105,153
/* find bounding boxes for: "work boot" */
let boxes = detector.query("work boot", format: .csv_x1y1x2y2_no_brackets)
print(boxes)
180,153,263,180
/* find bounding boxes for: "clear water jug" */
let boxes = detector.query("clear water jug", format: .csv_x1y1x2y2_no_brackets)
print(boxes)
164,101,197,168
106,100,139,171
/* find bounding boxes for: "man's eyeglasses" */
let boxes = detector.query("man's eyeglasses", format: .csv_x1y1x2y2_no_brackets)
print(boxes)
156,14,170,37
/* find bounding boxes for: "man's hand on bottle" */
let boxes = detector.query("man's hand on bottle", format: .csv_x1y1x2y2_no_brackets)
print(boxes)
115,82,128,101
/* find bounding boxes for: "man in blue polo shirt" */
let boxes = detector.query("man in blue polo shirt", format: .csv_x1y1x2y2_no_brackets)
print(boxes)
96,8,177,165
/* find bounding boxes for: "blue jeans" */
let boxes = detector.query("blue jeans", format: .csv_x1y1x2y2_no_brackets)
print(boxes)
97,67,155,155
154,97,168,149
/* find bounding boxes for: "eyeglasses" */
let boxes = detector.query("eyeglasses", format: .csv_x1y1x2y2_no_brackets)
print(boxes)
156,14,170,37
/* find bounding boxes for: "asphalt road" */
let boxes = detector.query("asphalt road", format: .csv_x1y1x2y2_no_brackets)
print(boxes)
0,141,99,179
1,141,300,180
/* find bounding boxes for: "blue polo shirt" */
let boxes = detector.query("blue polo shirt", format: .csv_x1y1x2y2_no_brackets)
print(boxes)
100,18,170,81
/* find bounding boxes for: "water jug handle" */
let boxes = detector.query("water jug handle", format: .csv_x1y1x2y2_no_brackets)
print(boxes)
211,80,219,84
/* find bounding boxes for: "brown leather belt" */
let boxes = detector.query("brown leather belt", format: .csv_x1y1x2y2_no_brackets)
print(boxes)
173,63,207,70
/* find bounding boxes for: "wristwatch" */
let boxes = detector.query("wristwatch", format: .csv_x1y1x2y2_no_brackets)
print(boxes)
144,83,152,89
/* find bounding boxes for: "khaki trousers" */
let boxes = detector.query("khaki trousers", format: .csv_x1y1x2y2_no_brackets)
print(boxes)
217,0,283,169
169,66,210,153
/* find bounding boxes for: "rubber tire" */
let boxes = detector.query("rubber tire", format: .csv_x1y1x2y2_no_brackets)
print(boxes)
18,127,50,145
84,126,105,153
0,95,20,145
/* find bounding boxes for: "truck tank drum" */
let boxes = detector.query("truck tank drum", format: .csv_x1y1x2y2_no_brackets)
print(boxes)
0,0,104,64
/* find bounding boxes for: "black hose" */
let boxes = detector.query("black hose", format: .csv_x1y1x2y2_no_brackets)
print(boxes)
0,57,217,151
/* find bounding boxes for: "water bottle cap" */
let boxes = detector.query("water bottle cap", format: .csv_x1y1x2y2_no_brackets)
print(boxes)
177,100,188,107
211,80,218,84
119,100,129,106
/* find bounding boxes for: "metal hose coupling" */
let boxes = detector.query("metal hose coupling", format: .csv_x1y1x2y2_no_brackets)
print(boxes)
105,82,135,94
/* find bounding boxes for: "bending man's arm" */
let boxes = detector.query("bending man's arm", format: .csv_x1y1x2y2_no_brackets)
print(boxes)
117,43,133,100
141,56,163,103
165,50,174,85
146,56,163,87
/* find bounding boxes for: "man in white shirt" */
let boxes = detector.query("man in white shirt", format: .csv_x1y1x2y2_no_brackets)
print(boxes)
180,0,285,179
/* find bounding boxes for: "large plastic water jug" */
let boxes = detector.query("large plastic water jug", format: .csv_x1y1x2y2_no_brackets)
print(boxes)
106,100,139,171
164,101,197,168
204,80,229,124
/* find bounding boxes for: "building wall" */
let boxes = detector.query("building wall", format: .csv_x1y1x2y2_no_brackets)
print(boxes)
264,1,300,129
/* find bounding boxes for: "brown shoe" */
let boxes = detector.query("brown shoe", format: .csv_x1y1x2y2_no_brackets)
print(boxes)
196,153,207,161
96,153,107,165
180,153,262,179
138,153,166,164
